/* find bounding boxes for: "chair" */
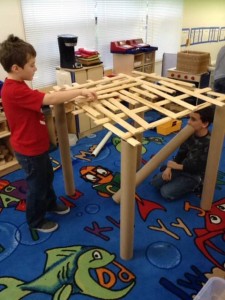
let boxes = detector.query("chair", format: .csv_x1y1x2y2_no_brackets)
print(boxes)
161,53,177,77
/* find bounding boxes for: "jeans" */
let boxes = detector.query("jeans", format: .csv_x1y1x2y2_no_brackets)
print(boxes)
151,170,201,200
15,151,57,228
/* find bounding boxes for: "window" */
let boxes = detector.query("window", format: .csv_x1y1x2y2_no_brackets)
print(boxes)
21,0,183,88
21,0,95,88
147,0,183,59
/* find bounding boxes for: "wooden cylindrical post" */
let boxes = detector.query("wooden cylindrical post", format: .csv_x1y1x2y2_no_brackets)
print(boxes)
201,105,225,210
135,132,143,170
120,140,137,260
113,125,195,203
134,110,144,171
54,104,75,195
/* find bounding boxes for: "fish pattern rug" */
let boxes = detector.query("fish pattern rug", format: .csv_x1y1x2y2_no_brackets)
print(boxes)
0,117,225,300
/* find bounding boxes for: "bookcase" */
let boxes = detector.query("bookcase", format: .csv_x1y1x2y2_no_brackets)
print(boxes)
113,51,156,75
0,112,20,176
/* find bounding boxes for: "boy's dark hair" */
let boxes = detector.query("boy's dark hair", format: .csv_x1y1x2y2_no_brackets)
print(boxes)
0,34,36,72
197,105,215,126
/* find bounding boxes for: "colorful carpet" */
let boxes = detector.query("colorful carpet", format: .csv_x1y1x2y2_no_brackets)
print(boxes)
0,117,225,300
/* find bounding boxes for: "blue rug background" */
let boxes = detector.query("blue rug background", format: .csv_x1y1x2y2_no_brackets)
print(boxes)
0,115,225,300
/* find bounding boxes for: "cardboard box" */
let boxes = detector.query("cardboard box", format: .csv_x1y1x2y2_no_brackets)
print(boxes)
177,51,210,74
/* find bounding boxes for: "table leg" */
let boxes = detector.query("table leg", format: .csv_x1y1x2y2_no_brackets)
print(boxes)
120,140,137,260
54,103,75,195
201,105,225,210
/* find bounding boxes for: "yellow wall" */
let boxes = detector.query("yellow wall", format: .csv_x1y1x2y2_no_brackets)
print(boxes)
182,0,225,62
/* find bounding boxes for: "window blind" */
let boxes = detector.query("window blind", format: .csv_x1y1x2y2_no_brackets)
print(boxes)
95,0,146,71
21,0,95,88
147,0,183,60
21,0,183,88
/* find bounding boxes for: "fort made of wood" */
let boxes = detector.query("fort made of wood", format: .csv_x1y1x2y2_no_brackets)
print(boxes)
51,71,225,259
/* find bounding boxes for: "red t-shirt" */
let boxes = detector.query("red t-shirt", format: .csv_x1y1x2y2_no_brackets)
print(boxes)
2,79,50,156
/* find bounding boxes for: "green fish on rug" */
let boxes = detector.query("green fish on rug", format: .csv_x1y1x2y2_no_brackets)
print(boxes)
0,245,135,300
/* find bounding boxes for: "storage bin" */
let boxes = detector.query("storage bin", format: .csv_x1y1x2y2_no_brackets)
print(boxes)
68,133,78,146
177,51,210,74
195,277,225,300
156,120,182,135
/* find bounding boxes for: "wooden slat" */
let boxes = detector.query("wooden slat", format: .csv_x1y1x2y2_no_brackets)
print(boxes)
101,99,120,112
96,82,140,95
119,93,139,105
132,70,196,88
82,104,102,118
142,84,196,111
130,86,158,100
159,80,225,107
120,90,178,119
92,102,142,134
51,71,225,144
104,123,132,140
111,99,150,129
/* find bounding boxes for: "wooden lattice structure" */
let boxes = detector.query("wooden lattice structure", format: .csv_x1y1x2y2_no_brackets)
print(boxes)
52,71,225,260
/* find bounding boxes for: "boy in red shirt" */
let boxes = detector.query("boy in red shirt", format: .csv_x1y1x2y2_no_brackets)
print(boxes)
0,34,97,233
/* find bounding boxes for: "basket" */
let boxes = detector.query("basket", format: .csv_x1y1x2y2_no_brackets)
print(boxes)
176,51,210,74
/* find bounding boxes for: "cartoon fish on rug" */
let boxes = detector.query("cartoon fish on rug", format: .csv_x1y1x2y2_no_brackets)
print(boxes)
194,197,225,270
112,136,165,154
0,245,135,300
80,165,166,221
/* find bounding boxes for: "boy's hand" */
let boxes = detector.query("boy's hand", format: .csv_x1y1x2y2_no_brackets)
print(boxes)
162,167,172,181
81,89,98,101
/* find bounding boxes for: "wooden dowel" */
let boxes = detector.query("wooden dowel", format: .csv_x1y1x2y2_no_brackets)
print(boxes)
120,140,137,260
54,103,75,195
201,105,225,210
113,125,195,203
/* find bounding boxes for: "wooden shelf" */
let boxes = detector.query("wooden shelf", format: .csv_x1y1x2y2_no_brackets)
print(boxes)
113,51,156,75
0,113,20,176
0,158,20,177
0,130,10,139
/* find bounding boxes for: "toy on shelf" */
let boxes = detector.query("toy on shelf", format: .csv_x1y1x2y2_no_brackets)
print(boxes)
75,48,101,66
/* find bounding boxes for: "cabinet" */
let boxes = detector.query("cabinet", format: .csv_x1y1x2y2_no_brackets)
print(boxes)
113,51,156,75
0,113,20,176
56,64,104,137
56,63,104,85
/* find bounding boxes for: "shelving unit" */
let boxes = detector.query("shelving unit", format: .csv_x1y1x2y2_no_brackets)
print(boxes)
56,63,104,85
113,51,156,75
55,64,104,137
0,113,20,177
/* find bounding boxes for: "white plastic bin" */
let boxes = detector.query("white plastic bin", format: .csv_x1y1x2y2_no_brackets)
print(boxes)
68,134,78,147
195,277,225,300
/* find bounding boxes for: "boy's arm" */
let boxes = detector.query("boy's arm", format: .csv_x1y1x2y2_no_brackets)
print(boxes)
167,160,183,170
42,88,97,106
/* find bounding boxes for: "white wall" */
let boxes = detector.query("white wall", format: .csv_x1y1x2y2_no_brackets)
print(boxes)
0,0,25,80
